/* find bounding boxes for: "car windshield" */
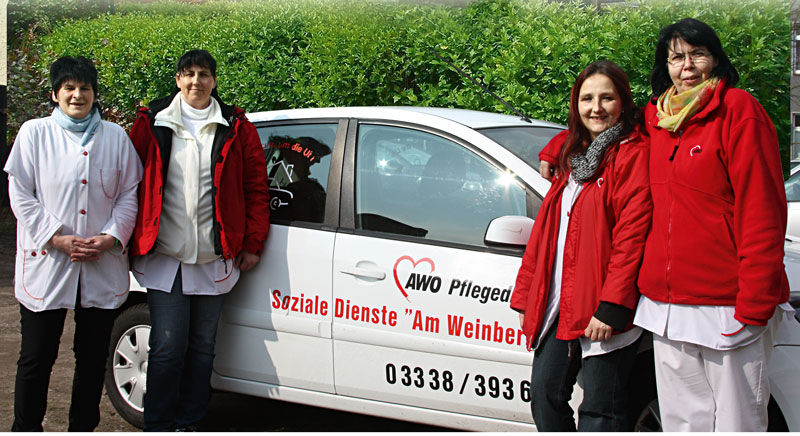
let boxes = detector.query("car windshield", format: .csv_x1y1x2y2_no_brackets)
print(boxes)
477,126,564,171
787,169,800,202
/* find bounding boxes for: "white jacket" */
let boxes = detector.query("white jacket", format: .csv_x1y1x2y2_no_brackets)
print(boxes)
153,94,227,264
5,117,143,311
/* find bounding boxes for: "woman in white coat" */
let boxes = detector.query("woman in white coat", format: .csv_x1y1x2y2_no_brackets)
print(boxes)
4,56,142,431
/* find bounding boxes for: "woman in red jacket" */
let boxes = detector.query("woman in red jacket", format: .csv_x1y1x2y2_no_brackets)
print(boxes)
128,50,270,431
510,60,652,431
631,18,792,432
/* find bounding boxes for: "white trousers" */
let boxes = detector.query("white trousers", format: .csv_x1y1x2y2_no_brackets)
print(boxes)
652,329,773,432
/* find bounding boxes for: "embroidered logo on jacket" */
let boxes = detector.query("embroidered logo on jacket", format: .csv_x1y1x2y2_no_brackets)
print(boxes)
690,145,702,156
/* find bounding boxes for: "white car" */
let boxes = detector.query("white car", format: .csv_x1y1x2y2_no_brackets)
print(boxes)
785,164,800,237
105,107,800,431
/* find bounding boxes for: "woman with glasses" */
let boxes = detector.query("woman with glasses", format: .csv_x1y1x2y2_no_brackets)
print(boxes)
632,18,792,431
535,18,793,431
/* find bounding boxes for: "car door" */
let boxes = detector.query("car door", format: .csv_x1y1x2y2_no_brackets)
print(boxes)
213,119,346,393
331,121,543,423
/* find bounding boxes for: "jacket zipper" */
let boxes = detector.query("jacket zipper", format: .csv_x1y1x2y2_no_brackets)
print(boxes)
665,130,683,295
560,178,583,338
567,338,578,359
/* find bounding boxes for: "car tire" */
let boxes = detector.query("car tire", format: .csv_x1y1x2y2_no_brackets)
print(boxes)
767,397,789,432
633,398,661,432
627,343,658,431
633,396,789,432
105,303,150,429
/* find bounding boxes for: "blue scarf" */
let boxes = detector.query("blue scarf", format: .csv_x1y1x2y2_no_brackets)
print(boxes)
52,106,101,147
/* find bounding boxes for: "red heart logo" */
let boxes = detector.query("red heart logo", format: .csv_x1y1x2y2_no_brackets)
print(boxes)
393,256,436,302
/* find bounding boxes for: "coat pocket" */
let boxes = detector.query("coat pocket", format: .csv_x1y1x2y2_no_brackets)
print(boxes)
100,168,120,199
97,250,131,297
715,305,765,349
20,249,58,301
215,258,235,283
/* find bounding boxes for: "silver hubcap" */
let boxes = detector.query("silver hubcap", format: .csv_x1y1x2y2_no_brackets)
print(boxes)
112,324,150,412
634,399,662,432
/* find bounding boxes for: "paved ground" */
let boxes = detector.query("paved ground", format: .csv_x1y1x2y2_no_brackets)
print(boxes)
0,207,443,432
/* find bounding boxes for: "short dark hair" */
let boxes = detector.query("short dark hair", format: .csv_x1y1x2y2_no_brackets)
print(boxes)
176,49,217,77
559,60,641,175
649,18,739,97
49,56,99,103
173,49,220,99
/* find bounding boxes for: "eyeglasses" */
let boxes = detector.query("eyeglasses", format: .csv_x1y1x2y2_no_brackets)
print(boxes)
667,50,712,67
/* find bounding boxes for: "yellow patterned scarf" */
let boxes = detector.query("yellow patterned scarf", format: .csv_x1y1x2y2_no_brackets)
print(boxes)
656,78,719,132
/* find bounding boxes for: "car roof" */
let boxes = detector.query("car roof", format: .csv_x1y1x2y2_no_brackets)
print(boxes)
387,106,563,129
246,106,564,130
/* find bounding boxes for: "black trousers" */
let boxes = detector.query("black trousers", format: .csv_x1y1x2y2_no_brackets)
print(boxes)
12,297,116,432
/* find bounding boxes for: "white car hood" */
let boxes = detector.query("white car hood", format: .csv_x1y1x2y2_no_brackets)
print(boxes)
785,236,800,293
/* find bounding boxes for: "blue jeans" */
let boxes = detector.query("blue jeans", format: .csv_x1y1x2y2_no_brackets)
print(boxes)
143,268,226,432
530,319,639,432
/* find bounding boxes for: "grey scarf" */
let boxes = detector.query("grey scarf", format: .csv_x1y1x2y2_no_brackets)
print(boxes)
570,123,622,183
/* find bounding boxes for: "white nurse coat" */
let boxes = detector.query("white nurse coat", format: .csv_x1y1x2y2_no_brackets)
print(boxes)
5,117,143,311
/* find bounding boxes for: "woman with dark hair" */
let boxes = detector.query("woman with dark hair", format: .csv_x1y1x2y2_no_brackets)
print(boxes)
510,60,652,431
4,56,142,431
129,49,270,431
632,18,792,431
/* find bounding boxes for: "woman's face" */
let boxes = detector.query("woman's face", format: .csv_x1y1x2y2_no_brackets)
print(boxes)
52,80,95,119
176,65,217,110
667,38,717,93
578,74,622,141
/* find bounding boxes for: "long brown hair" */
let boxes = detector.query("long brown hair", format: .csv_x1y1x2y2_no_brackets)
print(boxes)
558,60,640,175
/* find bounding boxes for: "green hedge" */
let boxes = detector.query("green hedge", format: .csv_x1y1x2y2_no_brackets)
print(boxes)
12,0,790,172
8,0,112,44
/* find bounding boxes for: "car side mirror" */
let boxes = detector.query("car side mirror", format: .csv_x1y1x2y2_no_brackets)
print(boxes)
484,215,534,247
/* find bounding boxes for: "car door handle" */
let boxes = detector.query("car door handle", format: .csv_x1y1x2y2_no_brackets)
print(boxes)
340,266,386,280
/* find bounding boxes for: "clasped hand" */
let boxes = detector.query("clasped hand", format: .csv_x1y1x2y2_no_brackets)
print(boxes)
50,233,116,262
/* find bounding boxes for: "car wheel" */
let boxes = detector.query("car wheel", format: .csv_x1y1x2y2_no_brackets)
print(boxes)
767,397,789,432
105,303,150,429
633,396,788,432
633,398,661,432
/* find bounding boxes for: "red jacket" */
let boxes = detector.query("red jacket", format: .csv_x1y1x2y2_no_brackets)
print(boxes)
638,81,789,325
510,129,652,349
128,93,270,260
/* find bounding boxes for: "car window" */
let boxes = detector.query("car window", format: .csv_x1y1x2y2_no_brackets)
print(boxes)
786,169,800,202
355,124,527,247
258,123,337,223
477,126,563,170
